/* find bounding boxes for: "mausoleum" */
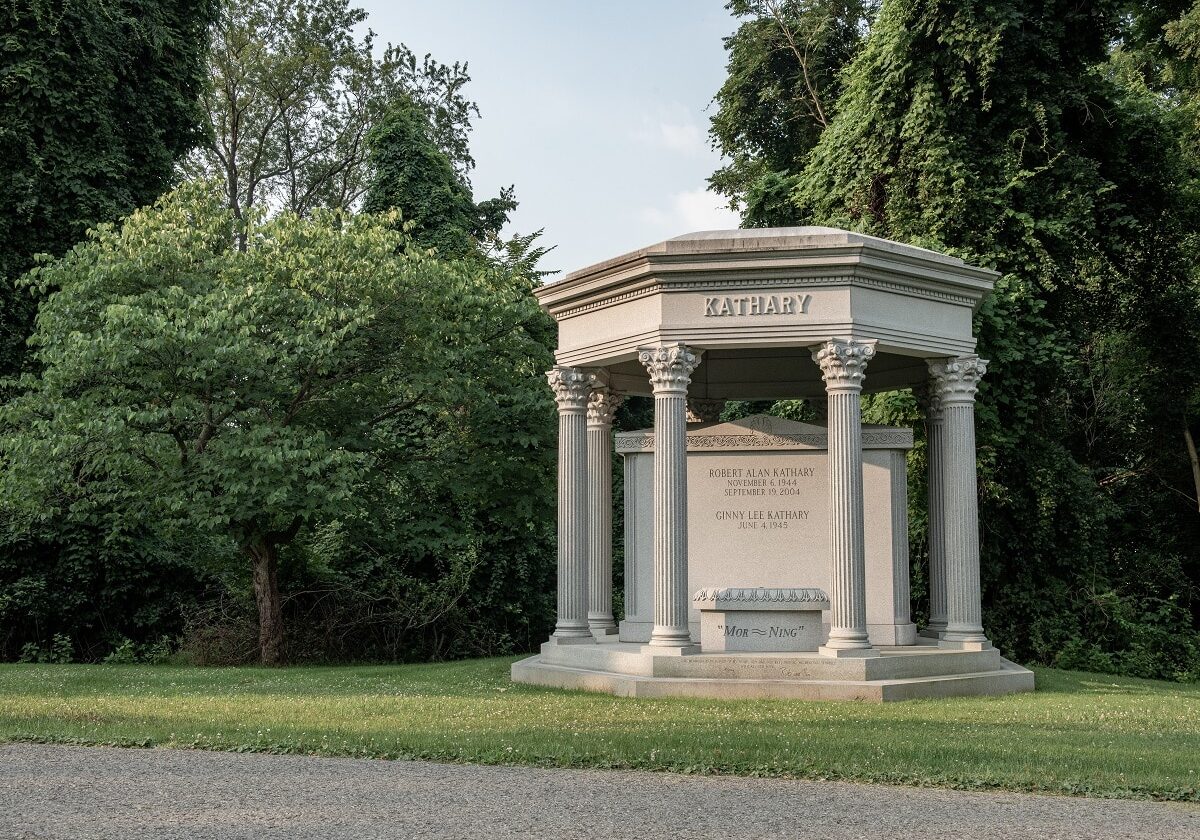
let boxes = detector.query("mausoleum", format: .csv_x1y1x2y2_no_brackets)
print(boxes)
511,228,1034,700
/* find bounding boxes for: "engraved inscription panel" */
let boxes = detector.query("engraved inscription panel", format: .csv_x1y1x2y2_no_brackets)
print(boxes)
699,609,823,652
687,450,830,624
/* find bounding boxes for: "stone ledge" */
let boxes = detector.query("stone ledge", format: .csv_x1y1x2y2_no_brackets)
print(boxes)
511,655,1034,702
525,640,1030,696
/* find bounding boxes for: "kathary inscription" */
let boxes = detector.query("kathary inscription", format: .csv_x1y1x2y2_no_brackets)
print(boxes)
703,293,812,317
704,461,818,532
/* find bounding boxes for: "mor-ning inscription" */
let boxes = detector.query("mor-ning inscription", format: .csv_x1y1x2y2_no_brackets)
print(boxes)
704,294,812,317
717,623,806,638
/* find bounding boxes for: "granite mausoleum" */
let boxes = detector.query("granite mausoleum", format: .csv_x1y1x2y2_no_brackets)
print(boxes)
511,228,1034,701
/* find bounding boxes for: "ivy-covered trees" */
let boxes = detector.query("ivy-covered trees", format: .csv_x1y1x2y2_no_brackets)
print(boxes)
710,0,877,225
363,102,515,258
712,0,1200,678
0,0,217,374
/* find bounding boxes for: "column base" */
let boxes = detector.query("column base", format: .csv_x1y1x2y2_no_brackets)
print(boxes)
868,622,918,646
939,638,993,651
590,623,619,637
546,633,597,647
640,643,700,656
818,645,880,659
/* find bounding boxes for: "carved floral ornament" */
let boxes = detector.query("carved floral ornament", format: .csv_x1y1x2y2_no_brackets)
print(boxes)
638,343,702,394
693,587,831,605
928,355,988,403
811,339,877,390
586,386,623,426
545,366,590,411
917,382,945,423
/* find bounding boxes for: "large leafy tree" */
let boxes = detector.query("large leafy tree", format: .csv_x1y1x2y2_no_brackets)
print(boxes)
709,0,877,225
190,0,479,244
0,182,554,664
0,0,218,374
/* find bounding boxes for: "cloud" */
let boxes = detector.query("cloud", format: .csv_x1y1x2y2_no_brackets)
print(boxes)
632,105,709,157
638,188,741,234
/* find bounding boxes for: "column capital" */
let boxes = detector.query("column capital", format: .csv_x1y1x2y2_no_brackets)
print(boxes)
638,343,701,394
812,339,877,391
928,355,988,404
587,387,623,427
916,382,945,423
546,366,590,412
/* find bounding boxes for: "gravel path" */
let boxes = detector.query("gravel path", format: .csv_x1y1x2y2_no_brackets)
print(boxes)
1,744,1197,840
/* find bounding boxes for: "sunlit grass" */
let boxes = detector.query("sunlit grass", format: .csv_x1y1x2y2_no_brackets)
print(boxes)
1,658,1196,800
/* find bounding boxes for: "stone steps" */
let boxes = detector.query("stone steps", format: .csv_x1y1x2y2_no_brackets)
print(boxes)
513,653,1034,702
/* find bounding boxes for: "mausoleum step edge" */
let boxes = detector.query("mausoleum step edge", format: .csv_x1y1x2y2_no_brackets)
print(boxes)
512,655,1034,702
539,641,1002,681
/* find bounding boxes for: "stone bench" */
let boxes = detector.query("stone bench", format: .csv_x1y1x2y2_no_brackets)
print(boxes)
694,587,830,652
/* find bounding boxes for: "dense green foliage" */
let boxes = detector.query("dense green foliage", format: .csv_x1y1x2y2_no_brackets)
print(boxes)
710,0,877,224
0,1,557,665
0,0,217,374
712,0,1200,679
3,660,1199,801
362,101,516,258
0,183,556,664
0,0,221,661
189,0,482,230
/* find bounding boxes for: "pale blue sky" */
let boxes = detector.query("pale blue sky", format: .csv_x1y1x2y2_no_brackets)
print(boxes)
358,1,740,276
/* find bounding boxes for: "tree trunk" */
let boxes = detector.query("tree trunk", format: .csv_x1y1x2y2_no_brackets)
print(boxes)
1185,421,1200,514
249,542,284,665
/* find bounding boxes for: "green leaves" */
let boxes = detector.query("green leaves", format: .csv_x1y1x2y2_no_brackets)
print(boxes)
1,177,559,662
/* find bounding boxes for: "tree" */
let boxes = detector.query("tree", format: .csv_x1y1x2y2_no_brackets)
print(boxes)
0,181,552,664
190,0,480,244
362,101,517,259
713,0,1200,677
709,0,877,225
0,0,217,374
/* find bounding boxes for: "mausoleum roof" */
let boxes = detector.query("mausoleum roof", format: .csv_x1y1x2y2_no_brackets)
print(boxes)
536,226,998,398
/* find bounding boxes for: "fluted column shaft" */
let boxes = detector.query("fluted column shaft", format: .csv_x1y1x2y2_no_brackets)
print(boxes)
547,366,592,640
813,339,878,656
924,389,948,636
586,374,621,634
639,343,702,648
929,356,991,648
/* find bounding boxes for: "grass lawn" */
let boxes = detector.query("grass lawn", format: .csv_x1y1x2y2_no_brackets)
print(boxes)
0,657,1197,801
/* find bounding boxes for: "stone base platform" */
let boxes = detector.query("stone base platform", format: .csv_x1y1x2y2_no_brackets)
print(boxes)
511,636,1034,702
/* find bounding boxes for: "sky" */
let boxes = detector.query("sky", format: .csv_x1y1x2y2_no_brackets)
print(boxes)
357,1,741,277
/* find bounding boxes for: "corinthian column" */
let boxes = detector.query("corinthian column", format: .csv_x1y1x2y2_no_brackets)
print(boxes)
586,371,622,635
920,385,948,638
813,339,878,657
639,343,702,650
928,355,992,650
546,366,594,643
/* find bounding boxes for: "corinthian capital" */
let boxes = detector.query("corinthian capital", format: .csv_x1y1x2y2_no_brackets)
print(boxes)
917,382,945,423
812,339,877,391
586,384,623,427
638,343,701,394
928,355,988,404
546,366,590,412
